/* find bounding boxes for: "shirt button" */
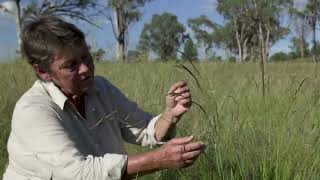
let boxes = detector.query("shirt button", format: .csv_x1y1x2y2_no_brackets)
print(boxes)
92,107,96,112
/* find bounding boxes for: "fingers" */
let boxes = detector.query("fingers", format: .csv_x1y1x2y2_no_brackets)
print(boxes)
177,99,191,110
160,138,205,169
168,136,194,145
183,159,195,166
180,142,206,168
168,81,187,95
174,86,190,94
184,141,205,152
175,92,191,101
180,142,205,160
182,150,202,161
172,85,191,101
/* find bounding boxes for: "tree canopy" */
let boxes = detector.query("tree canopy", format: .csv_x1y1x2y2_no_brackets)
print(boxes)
182,38,198,61
138,12,185,60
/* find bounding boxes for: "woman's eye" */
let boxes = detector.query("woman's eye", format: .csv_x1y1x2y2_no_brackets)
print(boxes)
62,61,77,69
83,57,92,64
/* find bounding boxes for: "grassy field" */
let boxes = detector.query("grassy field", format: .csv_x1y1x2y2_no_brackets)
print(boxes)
1,60,320,179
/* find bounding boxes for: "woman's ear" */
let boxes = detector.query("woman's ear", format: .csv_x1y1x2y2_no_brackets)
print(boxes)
32,64,52,81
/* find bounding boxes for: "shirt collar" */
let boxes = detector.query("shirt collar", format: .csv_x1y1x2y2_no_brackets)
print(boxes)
39,80,68,110
38,79,100,110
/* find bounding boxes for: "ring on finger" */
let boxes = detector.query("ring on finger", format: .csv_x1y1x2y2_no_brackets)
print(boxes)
181,145,187,153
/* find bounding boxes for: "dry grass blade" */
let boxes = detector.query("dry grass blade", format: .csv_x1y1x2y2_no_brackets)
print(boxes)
165,92,181,96
177,50,201,77
191,100,208,119
294,77,308,97
227,95,239,106
89,110,118,129
284,77,309,121
173,64,202,91
90,110,150,130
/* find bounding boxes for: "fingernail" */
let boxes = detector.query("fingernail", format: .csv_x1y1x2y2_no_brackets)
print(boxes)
189,135,194,139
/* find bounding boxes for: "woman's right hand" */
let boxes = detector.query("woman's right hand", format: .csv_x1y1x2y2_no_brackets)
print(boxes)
155,136,205,169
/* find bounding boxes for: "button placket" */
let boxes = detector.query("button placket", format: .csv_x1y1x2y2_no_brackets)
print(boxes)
91,106,96,112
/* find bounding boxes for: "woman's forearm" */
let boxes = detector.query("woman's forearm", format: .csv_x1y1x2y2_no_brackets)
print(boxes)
124,136,205,179
154,110,177,141
125,150,161,178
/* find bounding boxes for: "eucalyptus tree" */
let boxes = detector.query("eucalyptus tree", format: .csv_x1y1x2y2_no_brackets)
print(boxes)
216,0,255,62
0,0,99,57
305,0,320,62
289,7,310,59
213,22,255,61
183,38,198,61
188,14,252,61
138,13,185,60
105,0,153,62
1,0,23,56
24,0,99,25
216,0,291,63
245,0,292,99
289,37,310,58
214,0,291,99
249,0,292,63
187,15,217,57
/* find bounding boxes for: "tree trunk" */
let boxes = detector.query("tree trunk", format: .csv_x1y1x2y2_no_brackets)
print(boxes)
243,38,249,61
114,8,126,62
299,26,305,59
265,27,270,62
236,30,243,62
116,37,125,62
312,19,317,62
258,23,265,62
258,22,266,101
312,17,318,77
14,0,22,58
310,0,318,62
299,38,305,59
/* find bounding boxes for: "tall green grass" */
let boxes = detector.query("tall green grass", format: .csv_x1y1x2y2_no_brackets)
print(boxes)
1,60,320,179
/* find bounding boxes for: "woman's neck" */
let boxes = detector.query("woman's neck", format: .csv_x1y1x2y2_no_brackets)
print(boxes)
70,95,86,119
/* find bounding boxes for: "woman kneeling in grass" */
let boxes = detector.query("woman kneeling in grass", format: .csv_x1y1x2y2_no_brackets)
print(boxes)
3,15,205,180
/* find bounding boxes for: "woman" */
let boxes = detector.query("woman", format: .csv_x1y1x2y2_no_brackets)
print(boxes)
3,15,205,180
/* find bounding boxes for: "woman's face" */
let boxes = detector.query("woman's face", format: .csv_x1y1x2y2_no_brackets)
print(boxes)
48,43,95,98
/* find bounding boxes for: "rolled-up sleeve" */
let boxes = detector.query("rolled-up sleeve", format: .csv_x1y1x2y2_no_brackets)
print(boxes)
9,103,127,180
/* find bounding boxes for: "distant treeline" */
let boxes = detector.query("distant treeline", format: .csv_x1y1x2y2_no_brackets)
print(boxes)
1,0,320,62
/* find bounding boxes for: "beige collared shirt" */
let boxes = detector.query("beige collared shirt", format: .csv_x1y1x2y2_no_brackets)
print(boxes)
3,76,163,180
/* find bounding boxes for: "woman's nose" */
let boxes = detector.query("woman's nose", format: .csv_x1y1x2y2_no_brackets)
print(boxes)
78,61,90,74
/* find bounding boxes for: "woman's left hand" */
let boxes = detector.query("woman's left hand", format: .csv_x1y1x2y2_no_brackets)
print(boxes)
164,81,192,122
